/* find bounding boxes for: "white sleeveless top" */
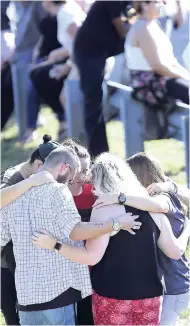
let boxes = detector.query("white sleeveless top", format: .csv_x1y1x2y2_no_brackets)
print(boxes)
125,20,177,71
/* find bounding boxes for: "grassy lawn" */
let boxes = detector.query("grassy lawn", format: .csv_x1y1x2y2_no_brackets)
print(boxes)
1,108,187,185
1,108,189,325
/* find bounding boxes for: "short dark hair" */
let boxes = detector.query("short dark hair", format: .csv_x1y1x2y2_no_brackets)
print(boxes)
30,148,43,164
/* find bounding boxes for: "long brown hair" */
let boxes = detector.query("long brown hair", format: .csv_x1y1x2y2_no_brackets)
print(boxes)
127,152,165,188
127,152,188,215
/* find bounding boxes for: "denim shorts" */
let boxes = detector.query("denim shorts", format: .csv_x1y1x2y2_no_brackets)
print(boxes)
160,292,190,325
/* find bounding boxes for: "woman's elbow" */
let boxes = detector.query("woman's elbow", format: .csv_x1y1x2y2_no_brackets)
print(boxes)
152,62,164,74
69,232,79,241
170,252,182,260
69,226,83,241
167,248,183,260
73,254,101,266
152,201,169,213
88,255,103,266
159,206,169,214
151,204,168,213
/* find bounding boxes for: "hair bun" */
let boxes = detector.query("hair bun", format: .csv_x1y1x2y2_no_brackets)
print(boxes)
43,134,52,144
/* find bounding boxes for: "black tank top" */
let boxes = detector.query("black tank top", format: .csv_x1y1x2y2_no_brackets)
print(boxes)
91,206,163,300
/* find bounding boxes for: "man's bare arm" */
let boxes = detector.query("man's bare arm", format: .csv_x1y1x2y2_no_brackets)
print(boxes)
70,220,113,241
1,180,33,209
0,172,54,209
70,213,140,241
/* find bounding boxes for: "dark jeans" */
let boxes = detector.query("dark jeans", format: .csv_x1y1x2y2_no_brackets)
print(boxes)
30,60,67,124
74,53,109,157
166,78,189,105
1,63,14,130
1,267,20,325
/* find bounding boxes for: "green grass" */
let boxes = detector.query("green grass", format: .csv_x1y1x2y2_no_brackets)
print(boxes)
1,108,187,186
1,108,189,325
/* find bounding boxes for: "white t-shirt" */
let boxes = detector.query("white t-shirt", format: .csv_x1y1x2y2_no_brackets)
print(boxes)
57,1,86,55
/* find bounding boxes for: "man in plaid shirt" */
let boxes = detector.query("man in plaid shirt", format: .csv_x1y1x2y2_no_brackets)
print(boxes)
1,146,136,325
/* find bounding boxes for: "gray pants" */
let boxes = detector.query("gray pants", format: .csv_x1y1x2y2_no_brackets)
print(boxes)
160,292,190,325
11,51,33,139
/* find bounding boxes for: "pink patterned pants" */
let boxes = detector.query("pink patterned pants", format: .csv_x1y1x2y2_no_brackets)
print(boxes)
92,292,162,325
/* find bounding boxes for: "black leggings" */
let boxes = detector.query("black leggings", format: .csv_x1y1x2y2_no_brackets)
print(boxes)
30,59,68,122
77,295,94,325
1,267,20,325
166,78,189,105
1,64,14,130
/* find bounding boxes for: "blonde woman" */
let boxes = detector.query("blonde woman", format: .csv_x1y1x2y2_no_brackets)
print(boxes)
33,153,188,325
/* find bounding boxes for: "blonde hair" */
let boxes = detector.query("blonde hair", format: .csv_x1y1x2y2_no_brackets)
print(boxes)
91,153,147,197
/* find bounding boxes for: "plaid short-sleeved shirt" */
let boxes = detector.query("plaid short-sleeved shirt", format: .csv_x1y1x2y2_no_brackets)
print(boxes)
1,182,92,305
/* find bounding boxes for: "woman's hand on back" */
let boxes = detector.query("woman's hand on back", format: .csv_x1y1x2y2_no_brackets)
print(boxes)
32,229,56,250
147,182,168,196
118,213,141,235
29,171,55,188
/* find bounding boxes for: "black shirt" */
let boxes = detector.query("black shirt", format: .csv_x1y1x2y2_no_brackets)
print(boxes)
17,288,82,312
91,205,163,300
74,1,128,58
38,15,61,59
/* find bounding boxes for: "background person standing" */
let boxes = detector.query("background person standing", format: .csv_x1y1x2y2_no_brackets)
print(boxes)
74,0,130,157
11,0,45,140
1,0,15,131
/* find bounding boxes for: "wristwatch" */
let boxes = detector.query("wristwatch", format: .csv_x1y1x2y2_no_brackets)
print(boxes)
118,193,126,205
54,242,62,253
112,218,121,232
